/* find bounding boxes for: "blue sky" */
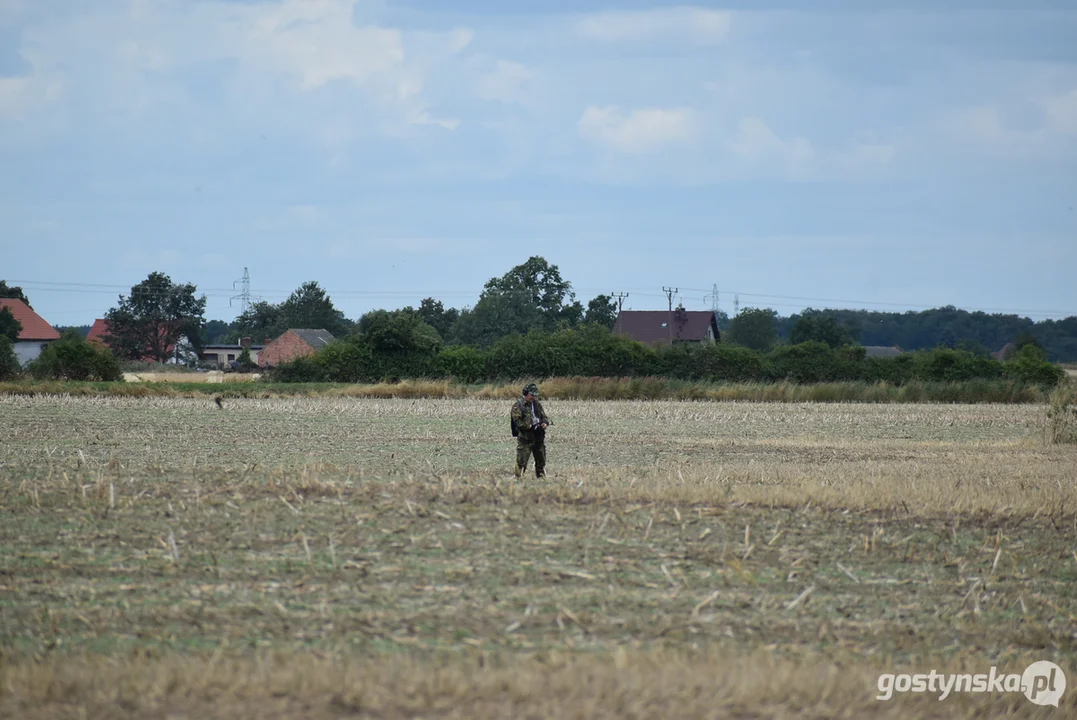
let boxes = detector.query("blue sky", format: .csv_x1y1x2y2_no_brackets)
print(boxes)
2,0,1076,328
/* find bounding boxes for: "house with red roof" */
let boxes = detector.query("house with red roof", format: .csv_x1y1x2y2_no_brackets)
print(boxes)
613,307,721,345
0,298,61,365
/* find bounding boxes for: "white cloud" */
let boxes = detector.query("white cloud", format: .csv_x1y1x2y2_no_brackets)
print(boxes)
574,7,732,45
475,60,534,105
578,105,698,153
246,0,405,90
1040,89,1077,136
731,117,816,178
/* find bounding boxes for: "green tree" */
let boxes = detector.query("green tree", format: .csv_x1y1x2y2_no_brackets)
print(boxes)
584,294,618,329
0,307,22,342
104,272,206,363
480,257,584,328
789,314,858,348
0,281,31,307
451,292,545,347
231,283,351,343
278,281,351,337
727,307,779,352
232,301,283,343
28,331,122,381
201,319,234,345
0,336,20,379
418,297,459,340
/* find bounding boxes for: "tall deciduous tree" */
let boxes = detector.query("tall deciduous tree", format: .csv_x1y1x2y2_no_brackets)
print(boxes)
454,256,584,345
231,282,350,342
104,272,206,363
279,281,351,336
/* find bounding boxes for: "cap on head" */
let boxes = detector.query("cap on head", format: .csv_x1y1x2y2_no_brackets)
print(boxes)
523,383,539,396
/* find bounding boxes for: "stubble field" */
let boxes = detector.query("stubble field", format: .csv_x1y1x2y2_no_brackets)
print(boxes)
1,393,1076,719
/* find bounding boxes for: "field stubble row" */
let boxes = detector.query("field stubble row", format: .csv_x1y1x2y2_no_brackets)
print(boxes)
1,395,1075,718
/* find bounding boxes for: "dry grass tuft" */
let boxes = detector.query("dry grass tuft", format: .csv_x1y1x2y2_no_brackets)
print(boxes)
1045,381,1077,445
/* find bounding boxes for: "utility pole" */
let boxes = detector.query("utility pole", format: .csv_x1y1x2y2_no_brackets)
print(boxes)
734,293,740,317
231,267,251,314
662,286,678,344
612,292,629,312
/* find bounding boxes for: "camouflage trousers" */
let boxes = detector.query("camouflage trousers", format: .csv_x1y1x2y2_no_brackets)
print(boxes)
514,436,546,478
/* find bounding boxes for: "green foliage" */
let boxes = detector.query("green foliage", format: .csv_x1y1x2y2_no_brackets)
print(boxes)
453,257,585,346
0,336,21,380
727,307,778,352
231,301,282,344
435,345,486,383
789,314,859,348
27,332,123,381
766,341,847,383
231,282,351,343
0,280,31,307
235,347,257,371
104,271,206,363
0,307,22,342
1004,344,1066,387
584,295,618,329
418,298,459,340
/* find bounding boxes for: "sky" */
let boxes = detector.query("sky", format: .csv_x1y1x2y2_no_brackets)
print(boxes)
2,0,1076,328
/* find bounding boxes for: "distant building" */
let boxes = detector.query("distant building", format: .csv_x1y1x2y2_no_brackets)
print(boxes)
0,298,61,365
613,308,721,345
259,329,335,367
863,345,904,358
200,337,264,369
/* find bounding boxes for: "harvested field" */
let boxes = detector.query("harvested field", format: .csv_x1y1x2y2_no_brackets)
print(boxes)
1,395,1075,718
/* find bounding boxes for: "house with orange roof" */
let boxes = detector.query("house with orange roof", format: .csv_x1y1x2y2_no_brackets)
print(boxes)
0,298,61,365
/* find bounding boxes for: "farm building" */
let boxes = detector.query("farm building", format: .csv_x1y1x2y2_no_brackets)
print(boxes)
200,337,264,369
863,346,904,358
0,298,61,365
259,328,335,367
613,307,721,345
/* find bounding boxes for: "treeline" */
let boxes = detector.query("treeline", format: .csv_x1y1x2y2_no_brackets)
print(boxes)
265,322,1066,389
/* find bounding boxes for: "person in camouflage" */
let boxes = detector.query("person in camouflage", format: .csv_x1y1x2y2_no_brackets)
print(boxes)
511,382,551,478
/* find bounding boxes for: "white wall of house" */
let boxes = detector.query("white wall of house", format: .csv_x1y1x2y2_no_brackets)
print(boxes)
14,341,48,366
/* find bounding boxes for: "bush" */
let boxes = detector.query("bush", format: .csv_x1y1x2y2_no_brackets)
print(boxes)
27,332,123,381
0,336,21,380
1004,345,1067,387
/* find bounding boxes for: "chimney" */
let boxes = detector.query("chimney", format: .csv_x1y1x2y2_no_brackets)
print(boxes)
241,337,252,349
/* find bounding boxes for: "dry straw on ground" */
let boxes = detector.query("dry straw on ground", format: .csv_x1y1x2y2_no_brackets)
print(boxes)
1,394,1075,718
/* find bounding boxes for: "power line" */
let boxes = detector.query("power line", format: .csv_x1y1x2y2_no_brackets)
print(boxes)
5,278,1076,319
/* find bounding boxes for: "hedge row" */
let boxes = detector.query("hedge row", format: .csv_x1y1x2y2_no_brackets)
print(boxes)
266,325,1067,388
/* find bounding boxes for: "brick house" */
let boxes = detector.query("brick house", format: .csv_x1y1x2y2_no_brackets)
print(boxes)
613,307,721,345
0,298,61,365
259,328,335,367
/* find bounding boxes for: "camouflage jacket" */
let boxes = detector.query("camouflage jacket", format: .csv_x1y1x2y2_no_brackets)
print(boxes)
511,397,551,439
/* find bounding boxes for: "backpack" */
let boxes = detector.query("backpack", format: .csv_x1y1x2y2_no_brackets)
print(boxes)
510,399,521,437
